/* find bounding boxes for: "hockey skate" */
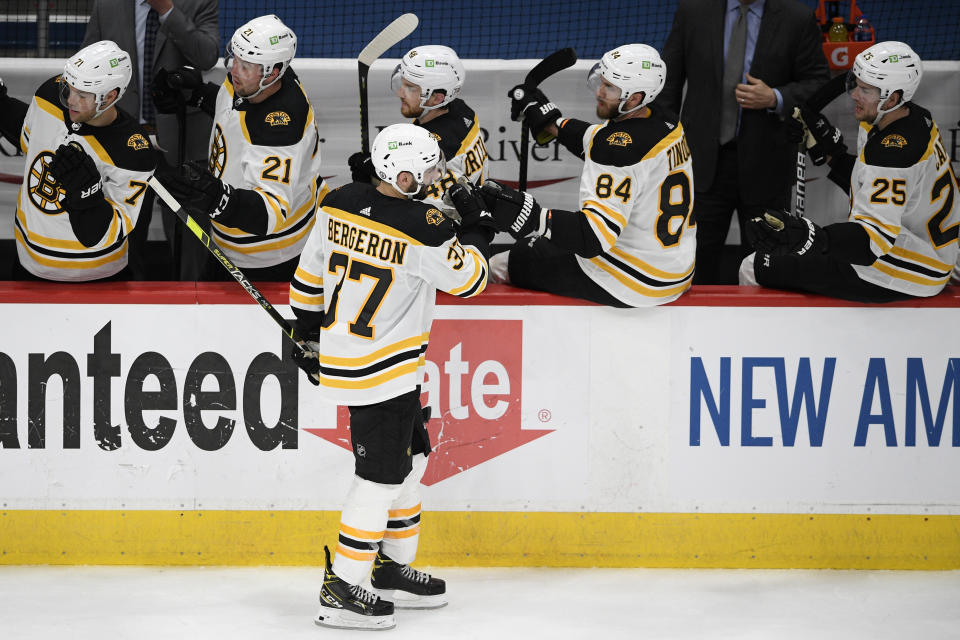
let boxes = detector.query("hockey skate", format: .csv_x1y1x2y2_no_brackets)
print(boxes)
371,551,447,609
315,547,396,630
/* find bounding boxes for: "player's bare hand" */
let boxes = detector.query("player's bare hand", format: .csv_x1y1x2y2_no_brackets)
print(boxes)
735,73,777,110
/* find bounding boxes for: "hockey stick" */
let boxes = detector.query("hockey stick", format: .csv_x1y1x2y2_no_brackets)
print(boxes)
170,99,187,279
793,72,848,216
514,47,578,191
358,13,419,154
147,176,306,354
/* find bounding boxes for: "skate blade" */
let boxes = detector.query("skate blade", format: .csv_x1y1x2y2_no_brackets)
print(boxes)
315,608,397,631
373,588,448,610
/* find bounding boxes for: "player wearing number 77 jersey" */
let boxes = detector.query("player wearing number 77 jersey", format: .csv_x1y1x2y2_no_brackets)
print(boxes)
289,123,492,631
491,44,695,307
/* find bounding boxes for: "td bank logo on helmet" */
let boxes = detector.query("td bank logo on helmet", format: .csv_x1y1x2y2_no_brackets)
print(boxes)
306,319,553,485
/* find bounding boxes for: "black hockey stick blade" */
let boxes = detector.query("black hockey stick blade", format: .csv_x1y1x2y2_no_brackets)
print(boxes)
147,176,305,353
524,47,578,88
806,71,848,111
358,13,419,153
517,48,577,192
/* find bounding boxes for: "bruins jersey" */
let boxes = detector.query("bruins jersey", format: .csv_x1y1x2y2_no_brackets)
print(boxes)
290,182,488,406
415,98,489,209
15,76,155,281
207,69,328,268
847,104,960,297
556,108,696,306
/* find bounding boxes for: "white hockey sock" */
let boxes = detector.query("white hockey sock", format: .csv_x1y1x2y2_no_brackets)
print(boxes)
489,251,511,284
380,453,428,565
738,252,760,286
332,475,402,585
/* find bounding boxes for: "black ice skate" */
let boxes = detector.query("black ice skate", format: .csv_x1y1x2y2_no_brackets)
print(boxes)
371,551,447,609
315,546,396,630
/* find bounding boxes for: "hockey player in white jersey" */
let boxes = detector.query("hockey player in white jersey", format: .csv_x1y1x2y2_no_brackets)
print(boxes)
486,44,695,306
743,41,959,301
349,45,489,210
289,124,493,630
0,41,155,281
158,14,327,281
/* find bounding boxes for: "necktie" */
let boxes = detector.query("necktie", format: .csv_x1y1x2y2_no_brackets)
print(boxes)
142,8,159,127
719,4,748,145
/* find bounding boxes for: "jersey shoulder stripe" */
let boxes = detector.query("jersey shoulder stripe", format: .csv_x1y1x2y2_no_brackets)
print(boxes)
862,103,933,169
588,106,680,167
35,76,68,122
235,69,311,148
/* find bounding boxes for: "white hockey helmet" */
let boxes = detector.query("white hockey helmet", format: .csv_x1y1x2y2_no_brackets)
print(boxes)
225,14,297,99
60,40,132,118
391,45,465,110
587,44,666,114
848,41,922,124
371,123,446,197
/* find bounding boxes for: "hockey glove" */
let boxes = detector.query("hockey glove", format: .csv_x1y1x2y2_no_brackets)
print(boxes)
48,143,105,211
151,68,181,114
746,209,829,257
445,178,495,230
509,85,561,145
479,179,548,239
159,159,236,222
797,105,846,166
291,340,320,386
348,151,376,183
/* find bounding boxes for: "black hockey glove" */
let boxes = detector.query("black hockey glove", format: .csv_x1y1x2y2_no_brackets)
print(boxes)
797,105,846,166
151,68,182,114
445,178,495,230
509,85,561,145
745,209,829,257
153,66,206,114
479,179,548,239
290,339,320,386
167,65,203,92
783,108,806,145
160,160,236,222
348,151,376,183
48,143,105,210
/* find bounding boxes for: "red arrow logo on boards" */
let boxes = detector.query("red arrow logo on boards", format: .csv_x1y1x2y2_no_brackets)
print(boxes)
304,319,553,485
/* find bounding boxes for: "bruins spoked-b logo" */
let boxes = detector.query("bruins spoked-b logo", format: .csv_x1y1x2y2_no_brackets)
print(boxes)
208,124,227,178
27,151,65,214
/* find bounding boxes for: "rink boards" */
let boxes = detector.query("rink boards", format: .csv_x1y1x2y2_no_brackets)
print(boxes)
0,283,958,569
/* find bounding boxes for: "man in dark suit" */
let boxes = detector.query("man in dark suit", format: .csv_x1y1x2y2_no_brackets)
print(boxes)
83,0,219,279
657,0,830,284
